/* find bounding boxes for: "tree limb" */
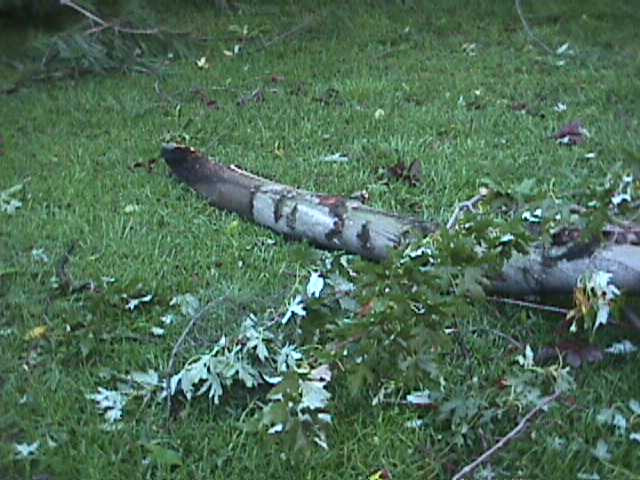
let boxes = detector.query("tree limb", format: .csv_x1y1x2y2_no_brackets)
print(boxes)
161,144,640,297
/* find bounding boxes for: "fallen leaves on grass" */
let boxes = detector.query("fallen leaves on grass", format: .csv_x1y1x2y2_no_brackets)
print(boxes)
406,390,437,409
86,388,127,425
125,293,153,311
130,157,159,173
605,340,637,355
144,443,183,468
553,120,590,146
554,102,567,113
319,152,350,163
237,88,265,107
383,159,423,186
536,341,604,368
195,56,209,69
313,87,344,106
1,183,23,215
24,325,48,342
192,89,221,110
511,101,544,118
14,441,40,458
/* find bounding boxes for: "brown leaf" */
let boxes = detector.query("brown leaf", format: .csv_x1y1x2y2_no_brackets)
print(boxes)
359,299,375,318
384,159,423,186
553,121,589,146
205,99,220,110
271,74,286,83
536,341,604,368
496,378,510,390
510,101,544,118
407,159,423,183
313,87,344,106
130,158,159,173
192,89,222,110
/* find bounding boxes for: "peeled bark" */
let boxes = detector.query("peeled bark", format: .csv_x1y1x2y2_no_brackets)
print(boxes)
162,144,640,296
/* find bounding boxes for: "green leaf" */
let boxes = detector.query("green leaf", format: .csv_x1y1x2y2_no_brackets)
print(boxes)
347,364,374,397
145,444,183,468
459,268,486,299
261,401,290,427
512,178,538,201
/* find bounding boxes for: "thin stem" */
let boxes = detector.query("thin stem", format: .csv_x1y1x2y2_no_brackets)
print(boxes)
452,391,562,480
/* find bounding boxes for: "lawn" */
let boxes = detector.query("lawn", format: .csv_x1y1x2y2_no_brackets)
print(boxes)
1,1,639,478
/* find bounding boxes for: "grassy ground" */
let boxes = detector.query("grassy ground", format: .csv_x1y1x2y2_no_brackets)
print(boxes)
1,1,639,478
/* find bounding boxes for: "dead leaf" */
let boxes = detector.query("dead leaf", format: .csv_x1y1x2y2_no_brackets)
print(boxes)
511,101,544,118
319,153,349,162
359,299,375,318
271,74,286,83
237,89,265,107
349,190,370,204
205,99,220,110
368,468,392,480
130,158,159,173
536,341,604,368
192,89,221,110
553,120,589,146
24,325,48,341
384,159,423,186
313,87,344,106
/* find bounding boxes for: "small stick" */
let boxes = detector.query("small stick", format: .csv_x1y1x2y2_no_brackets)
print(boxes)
487,296,569,316
59,0,107,26
472,326,523,350
514,0,554,55
164,306,208,420
451,391,562,480
258,16,314,50
446,190,488,231
60,0,160,36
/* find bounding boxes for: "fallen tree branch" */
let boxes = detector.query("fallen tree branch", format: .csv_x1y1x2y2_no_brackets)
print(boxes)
161,144,640,297
162,144,437,261
451,391,562,480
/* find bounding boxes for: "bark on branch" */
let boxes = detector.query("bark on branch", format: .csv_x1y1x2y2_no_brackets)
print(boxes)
161,144,640,297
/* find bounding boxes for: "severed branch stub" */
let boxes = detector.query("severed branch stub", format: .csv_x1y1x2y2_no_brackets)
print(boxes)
446,188,489,231
161,143,640,297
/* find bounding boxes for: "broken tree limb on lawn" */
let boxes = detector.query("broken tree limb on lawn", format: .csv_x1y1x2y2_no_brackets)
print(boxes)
161,143,640,296
162,143,437,261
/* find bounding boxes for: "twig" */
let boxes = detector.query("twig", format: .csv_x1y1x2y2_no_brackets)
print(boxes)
446,190,488,230
487,296,569,316
472,326,523,350
257,16,315,51
60,0,160,36
86,23,160,36
514,0,554,55
57,241,77,294
59,0,107,26
452,391,562,480
164,306,209,420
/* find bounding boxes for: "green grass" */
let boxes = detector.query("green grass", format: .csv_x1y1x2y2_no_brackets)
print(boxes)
1,1,640,478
